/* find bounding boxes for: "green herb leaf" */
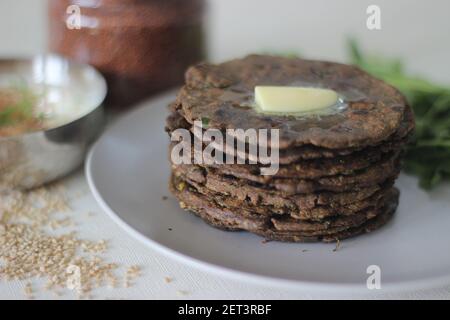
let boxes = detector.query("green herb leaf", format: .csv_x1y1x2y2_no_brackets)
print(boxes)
201,117,210,128
348,39,450,190
0,84,37,127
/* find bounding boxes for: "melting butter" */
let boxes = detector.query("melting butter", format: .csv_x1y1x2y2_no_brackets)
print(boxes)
255,86,338,113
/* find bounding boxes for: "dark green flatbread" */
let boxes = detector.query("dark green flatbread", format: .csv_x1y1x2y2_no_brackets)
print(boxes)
166,102,414,163
175,55,410,150
172,163,394,210
171,149,400,194
165,54,412,243
170,175,399,242
170,140,401,181
176,176,393,221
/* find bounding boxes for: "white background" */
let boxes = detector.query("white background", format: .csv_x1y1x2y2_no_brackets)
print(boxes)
0,0,450,299
1,0,450,82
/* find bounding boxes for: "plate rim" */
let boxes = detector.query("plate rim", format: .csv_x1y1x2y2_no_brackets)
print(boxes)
85,97,450,295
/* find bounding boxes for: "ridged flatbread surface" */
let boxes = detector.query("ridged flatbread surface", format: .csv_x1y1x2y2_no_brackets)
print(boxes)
170,175,399,242
165,55,414,243
173,54,410,149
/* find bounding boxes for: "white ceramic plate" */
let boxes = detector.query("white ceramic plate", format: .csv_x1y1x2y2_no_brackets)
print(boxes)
86,91,450,293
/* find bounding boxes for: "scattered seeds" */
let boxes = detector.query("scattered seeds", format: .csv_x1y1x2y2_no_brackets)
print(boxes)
0,183,141,298
124,265,141,288
332,239,341,252
24,282,33,299
176,290,188,296
176,182,186,192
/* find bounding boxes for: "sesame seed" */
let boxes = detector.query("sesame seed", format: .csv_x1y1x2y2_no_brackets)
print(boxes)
176,290,188,296
332,239,341,252
0,183,140,298
24,282,33,298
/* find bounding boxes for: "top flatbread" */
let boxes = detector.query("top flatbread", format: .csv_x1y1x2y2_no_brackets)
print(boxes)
175,54,411,149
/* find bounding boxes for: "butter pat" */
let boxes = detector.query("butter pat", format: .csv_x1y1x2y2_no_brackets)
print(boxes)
255,86,338,113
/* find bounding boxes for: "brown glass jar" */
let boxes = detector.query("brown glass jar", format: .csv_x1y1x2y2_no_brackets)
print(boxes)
49,0,205,109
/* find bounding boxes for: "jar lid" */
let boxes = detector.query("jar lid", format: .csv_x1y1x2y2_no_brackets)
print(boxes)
60,0,205,28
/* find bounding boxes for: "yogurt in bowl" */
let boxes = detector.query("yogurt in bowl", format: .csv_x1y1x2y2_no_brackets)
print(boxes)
0,55,107,189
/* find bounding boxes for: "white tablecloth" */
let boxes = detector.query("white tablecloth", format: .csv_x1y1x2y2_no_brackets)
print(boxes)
2,0,450,300
1,171,449,300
